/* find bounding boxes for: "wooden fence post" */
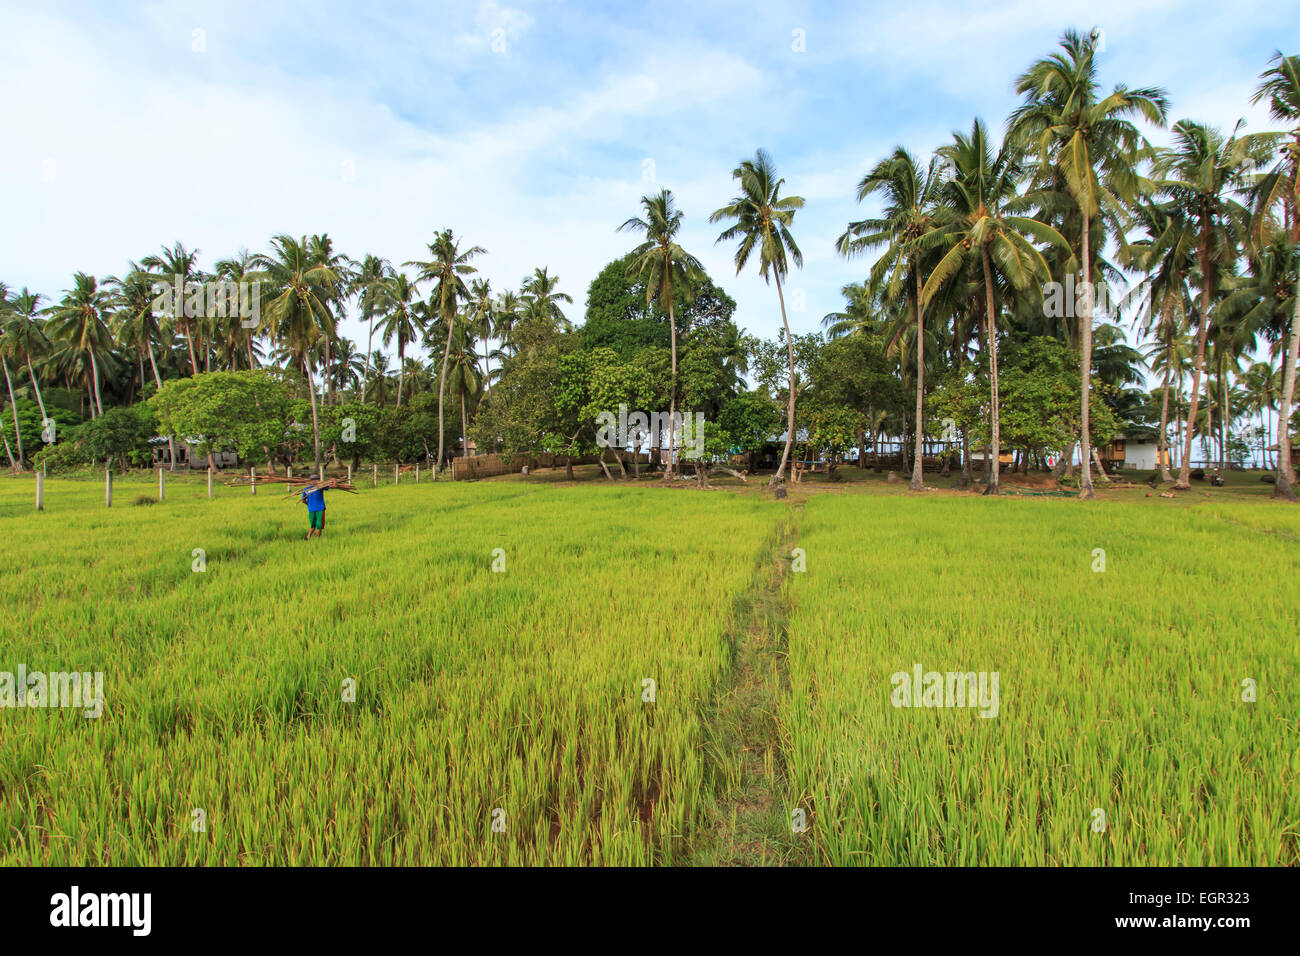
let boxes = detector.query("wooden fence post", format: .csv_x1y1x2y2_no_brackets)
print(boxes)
105,469,112,508
158,467,165,502
347,463,352,484
207,466,214,498
250,466,257,495
373,463,378,487
36,471,44,511
415,465,419,483
394,464,399,485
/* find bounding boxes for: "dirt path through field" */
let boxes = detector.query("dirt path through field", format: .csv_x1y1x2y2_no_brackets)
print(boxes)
687,499,815,866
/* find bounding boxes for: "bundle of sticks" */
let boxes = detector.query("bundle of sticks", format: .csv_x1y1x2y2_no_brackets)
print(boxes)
224,474,359,495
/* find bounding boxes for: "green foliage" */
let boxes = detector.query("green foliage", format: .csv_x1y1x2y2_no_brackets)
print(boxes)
0,398,81,457
75,404,159,470
717,391,780,456
581,253,737,355
150,371,290,462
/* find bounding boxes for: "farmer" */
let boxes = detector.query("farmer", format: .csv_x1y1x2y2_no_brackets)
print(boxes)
301,475,335,539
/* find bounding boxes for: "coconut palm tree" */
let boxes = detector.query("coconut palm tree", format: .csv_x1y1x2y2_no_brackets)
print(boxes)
106,265,178,467
2,288,52,457
213,250,260,371
375,272,423,408
250,235,339,474
47,273,113,420
620,189,705,480
1011,28,1168,498
1120,200,1197,482
492,290,523,361
447,333,481,456
711,149,805,486
1250,51,1300,499
140,242,202,376
1155,121,1271,489
351,254,392,404
520,267,573,330
330,337,366,398
466,278,495,384
837,148,946,490
407,230,486,473
923,120,1069,494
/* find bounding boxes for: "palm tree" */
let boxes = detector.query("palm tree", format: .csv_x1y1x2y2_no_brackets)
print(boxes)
1011,28,1168,498
447,333,481,456
140,243,202,376
711,149,805,486
106,265,178,468
351,255,392,404
365,351,392,406
520,267,573,330
46,273,113,420
1155,121,1271,488
375,272,422,407
330,337,366,397
466,278,495,384
2,288,52,456
620,189,705,480
213,250,260,370
407,230,486,473
250,235,339,474
493,290,523,360
837,148,946,490
1121,200,1196,483
1251,51,1300,499
923,120,1069,494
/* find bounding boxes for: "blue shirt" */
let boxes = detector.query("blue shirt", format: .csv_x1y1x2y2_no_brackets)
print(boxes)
302,487,326,512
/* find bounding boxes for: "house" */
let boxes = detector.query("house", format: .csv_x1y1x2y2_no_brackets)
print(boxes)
148,437,239,470
1098,432,1167,471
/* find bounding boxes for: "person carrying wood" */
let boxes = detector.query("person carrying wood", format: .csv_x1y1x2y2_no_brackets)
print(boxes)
301,474,336,539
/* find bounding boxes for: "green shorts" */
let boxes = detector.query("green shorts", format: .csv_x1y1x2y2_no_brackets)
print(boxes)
308,510,325,530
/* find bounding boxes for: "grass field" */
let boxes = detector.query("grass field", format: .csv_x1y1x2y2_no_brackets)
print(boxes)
1,469,1296,865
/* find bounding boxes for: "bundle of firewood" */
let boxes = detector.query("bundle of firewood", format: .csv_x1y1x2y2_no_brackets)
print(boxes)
224,475,358,494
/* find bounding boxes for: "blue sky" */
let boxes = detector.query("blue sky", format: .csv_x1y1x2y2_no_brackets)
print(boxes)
1,0,1294,350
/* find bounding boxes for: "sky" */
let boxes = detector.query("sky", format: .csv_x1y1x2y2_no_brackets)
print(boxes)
1,0,1295,353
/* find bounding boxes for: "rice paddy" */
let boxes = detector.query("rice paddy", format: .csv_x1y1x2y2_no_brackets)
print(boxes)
1,473,1296,865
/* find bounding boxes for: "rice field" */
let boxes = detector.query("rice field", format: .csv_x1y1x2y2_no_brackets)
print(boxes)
783,494,1300,865
1,472,1296,865
0,474,777,864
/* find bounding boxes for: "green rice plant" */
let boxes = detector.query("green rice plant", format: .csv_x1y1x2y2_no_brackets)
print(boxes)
0,476,778,864
782,495,1300,865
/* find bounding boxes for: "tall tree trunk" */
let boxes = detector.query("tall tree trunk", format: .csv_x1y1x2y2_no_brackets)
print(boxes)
3,358,24,468
1158,355,1174,483
460,396,468,459
771,272,796,487
396,344,406,409
146,346,178,471
88,349,104,418
981,245,1001,495
304,356,322,475
182,317,199,376
1079,216,1096,499
665,289,678,483
361,309,374,404
1177,232,1213,489
436,303,461,476
1219,352,1229,478
910,265,926,491
1273,283,1299,500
